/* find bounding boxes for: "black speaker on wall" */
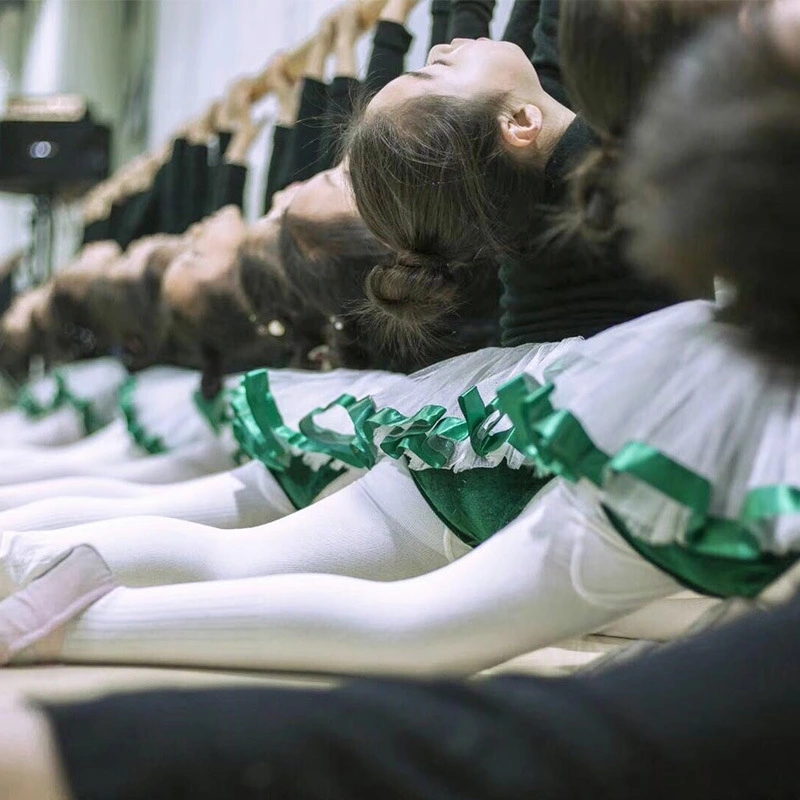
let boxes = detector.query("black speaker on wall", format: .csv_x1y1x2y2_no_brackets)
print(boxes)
0,116,111,196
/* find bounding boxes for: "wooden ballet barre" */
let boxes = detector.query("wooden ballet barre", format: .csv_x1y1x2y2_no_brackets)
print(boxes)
250,0,387,98
83,0,388,211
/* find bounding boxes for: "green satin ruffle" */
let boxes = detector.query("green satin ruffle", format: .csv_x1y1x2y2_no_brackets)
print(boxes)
231,370,518,473
230,369,380,470
118,377,168,455
497,374,800,598
230,369,348,509
17,372,102,435
193,388,233,434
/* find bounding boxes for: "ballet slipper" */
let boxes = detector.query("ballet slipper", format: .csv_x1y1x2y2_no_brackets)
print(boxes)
0,545,115,666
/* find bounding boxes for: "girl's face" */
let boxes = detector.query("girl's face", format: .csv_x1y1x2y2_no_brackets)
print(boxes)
162,206,247,315
370,38,541,111
73,241,121,274
108,235,176,281
283,163,357,227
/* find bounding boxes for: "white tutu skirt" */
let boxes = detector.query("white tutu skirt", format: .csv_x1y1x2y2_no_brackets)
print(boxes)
0,358,128,445
498,300,800,597
119,367,242,457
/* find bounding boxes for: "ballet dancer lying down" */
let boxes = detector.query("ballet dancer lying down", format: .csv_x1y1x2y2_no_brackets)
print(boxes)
0,5,795,674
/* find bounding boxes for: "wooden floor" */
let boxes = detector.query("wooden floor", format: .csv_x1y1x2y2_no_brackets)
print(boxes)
4,636,626,704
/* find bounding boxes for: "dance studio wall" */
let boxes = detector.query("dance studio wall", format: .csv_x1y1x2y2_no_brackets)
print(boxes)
148,0,518,221
0,1,518,273
0,0,154,275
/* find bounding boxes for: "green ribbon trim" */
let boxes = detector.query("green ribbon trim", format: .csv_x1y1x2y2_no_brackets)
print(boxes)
240,373,519,472
17,372,102,435
17,373,67,419
297,395,378,469
118,377,168,455
229,369,349,509
192,388,233,434
497,374,800,597
230,371,292,471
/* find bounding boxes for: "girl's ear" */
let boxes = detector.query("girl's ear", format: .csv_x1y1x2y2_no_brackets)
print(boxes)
499,104,543,150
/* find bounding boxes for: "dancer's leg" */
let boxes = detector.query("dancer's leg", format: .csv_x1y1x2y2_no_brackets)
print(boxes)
0,436,228,487
96,439,235,484
0,407,85,448
0,423,135,486
13,480,679,675
0,420,127,459
0,462,295,531
37,593,800,800
0,460,453,592
0,477,153,514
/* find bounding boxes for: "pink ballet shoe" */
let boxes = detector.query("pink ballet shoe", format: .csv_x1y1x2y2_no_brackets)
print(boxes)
0,545,116,665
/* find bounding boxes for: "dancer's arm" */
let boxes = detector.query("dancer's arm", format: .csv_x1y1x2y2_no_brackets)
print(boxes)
429,0,451,49
181,110,214,231
502,0,541,57
321,4,364,171
211,79,259,212
53,481,678,675
156,136,189,235
532,0,570,107
264,61,302,210
286,15,336,184
449,0,495,40
363,0,419,98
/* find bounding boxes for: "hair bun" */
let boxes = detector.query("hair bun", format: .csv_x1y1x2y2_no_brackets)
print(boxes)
363,253,462,354
395,251,452,275
570,140,623,242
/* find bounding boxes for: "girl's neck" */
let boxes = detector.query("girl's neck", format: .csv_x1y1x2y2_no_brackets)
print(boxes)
538,98,577,164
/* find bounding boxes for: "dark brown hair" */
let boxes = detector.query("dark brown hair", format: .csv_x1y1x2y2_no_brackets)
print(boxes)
559,0,747,242
185,231,299,389
278,211,397,368
346,92,544,347
0,288,48,379
49,237,184,370
620,13,800,365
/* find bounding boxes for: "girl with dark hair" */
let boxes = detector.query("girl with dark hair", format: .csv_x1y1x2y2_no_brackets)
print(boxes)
239,0,735,576
0,0,761,673
4,10,800,795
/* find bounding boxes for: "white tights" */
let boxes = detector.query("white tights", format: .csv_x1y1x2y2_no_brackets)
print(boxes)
0,406,86,448
0,423,233,486
0,423,133,485
0,476,153,514
2,466,679,676
0,461,300,531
